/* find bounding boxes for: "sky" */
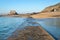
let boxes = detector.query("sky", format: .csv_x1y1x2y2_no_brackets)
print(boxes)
0,0,60,14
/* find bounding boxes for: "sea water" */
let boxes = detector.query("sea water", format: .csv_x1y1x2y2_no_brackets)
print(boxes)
0,17,26,40
0,17,60,40
37,18,60,40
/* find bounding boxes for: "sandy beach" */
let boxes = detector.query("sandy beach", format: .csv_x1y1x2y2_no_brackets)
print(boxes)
31,12,60,19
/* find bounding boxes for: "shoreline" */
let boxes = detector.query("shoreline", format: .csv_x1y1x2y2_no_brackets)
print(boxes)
33,17,60,19
0,15,60,18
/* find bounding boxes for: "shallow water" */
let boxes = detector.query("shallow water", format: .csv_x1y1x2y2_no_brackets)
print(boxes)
37,18,60,40
0,17,60,40
0,17,26,40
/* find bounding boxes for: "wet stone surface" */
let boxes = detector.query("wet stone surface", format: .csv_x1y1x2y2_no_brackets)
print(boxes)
7,18,54,40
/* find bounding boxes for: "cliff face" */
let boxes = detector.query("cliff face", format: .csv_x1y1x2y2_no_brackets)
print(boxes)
41,3,60,13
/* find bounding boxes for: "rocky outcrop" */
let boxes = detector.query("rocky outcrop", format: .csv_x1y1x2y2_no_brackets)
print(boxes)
8,10,18,15
7,26,54,40
41,3,60,13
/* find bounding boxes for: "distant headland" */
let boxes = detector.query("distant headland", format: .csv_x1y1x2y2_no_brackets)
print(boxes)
0,3,60,18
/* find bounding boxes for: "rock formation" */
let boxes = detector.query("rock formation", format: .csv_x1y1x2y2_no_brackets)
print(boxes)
8,10,18,15
7,26,54,40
